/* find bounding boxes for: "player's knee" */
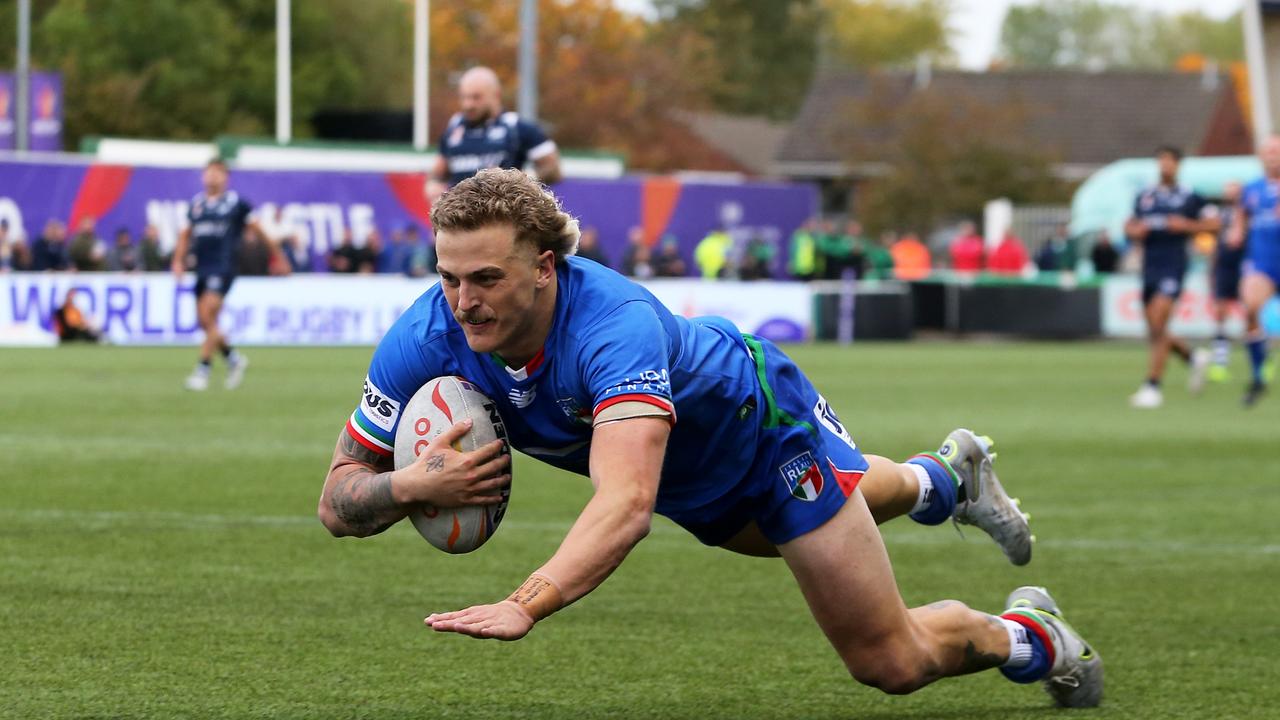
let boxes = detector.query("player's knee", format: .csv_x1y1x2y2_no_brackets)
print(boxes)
844,640,933,695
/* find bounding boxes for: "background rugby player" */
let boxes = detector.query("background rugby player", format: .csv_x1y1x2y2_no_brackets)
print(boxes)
1230,135,1280,406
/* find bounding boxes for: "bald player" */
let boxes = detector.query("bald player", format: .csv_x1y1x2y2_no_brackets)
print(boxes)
431,66,561,194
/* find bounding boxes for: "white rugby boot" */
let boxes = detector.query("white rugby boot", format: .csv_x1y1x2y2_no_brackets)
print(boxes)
1187,348,1211,395
1005,586,1104,708
225,352,250,390
184,365,210,391
1129,383,1162,408
937,429,1032,566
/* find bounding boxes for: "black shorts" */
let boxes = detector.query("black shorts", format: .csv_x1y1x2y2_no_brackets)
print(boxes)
1214,264,1242,301
195,272,236,297
1142,269,1185,305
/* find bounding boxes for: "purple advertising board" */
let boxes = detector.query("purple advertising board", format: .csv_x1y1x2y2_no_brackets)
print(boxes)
0,74,13,151
28,72,63,152
0,158,818,277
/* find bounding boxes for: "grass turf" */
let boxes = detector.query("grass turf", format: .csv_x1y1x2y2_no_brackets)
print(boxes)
1,342,1277,719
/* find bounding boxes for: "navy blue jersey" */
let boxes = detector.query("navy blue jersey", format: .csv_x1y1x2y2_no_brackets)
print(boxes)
438,111,557,186
188,191,252,274
346,257,764,515
1132,184,1205,272
1241,177,1280,272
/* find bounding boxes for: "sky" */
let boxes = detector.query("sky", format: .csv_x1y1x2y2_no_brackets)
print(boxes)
613,0,1245,70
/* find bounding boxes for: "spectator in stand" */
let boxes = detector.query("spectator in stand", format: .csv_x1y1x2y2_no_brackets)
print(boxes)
238,225,273,276
619,227,652,278
379,227,410,274
358,230,382,274
987,229,1030,275
2,223,33,272
138,224,167,271
69,216,106,271
891,232,932,280
788,218,818,280
862,231,896,279
575,226,611,268
0,221,11,271
949,221,985,273
105,227,140,272
740,234,777,280
328,228,360,274
653,235,688,278
32,219,70,271
280,233,308,274
1090,229,1120,274
821,221,865,279
1035,223,1078,273
695,226,732,279
406,224,437,278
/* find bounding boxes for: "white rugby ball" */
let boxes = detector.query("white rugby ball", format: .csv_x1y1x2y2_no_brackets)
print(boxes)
394,376,511,553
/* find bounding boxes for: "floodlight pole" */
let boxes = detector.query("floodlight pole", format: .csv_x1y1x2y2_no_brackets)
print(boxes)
1243,0,1273,141
518,0,538,121
276,0,292,144
16,0,31,152
413,0,430,150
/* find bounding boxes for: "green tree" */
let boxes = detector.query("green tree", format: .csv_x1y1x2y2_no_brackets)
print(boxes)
652,0,823,119
846,82,1067,234
821,0,952,68
998,0,1242,70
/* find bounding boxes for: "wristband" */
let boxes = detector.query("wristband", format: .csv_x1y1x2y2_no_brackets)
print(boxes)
506,573,563,622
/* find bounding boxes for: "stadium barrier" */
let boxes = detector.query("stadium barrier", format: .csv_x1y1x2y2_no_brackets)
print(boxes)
0,273,813,346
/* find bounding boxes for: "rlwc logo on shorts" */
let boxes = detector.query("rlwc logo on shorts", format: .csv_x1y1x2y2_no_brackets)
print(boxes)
779,451,824,502
360,376,401,432
814,395,856,451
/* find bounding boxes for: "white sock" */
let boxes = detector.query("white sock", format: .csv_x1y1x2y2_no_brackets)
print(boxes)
1001,617,1033,668
908,463,933,515
1213,338,1230,365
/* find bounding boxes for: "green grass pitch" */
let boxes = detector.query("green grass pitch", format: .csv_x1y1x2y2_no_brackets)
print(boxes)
2,342,1277,719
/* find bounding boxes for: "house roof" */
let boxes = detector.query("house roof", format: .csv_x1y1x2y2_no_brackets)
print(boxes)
670,110,790,176
775,68,1252,176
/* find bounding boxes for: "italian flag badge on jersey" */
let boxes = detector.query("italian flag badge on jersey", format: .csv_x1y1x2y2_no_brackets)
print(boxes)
779,451,824,501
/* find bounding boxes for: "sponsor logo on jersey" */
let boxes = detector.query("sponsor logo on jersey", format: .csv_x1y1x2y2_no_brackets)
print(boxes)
448,125,465,147
814,395,856,450
487,125,508,141
360,376,401,432
779,450,823,502
508,386,536,408
557,397,592,425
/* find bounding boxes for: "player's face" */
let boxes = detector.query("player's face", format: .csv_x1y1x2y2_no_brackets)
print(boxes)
1156,152,1179,182
203,165,228,195
459,81,499,124
436,224,555,359
1260,137,1280,177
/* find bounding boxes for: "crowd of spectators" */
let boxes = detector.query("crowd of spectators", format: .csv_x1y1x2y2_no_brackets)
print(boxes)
0,214,1130,282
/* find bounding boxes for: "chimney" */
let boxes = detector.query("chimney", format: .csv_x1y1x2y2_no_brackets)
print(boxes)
915,53,932,90
1202,59,1220,91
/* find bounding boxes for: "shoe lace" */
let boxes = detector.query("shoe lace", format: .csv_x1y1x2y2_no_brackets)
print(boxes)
1050,674,1081,689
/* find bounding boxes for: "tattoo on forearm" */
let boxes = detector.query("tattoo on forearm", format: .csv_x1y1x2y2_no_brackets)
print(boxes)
424,454,445,472
330,433,399,536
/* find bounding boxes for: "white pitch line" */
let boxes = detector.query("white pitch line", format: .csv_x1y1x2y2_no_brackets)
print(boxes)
2,508,1277,557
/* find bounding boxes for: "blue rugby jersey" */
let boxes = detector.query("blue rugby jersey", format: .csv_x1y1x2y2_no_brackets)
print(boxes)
1132,184,1205,273
1241,177,1280,272
187,190,252,275
438,111,556,186
346,256,764,514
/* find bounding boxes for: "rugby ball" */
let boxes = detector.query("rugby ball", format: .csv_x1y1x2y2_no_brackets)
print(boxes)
394,376,511,553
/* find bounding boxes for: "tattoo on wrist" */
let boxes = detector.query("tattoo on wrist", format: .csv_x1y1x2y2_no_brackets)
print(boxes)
507,573,563,622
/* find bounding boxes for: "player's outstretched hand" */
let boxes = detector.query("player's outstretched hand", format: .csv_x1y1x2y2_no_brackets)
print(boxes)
425,601,533,641
391,419,511,509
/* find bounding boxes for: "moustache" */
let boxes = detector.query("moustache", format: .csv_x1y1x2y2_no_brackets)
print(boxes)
454,309,494,324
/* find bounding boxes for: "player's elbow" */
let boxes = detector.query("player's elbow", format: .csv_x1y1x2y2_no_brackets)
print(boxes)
317,493,354,537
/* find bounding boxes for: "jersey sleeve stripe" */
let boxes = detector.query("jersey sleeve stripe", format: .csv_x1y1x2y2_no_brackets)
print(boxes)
527,139,558,161
593,393,676,424
352,409,394,445
347,414,393,455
